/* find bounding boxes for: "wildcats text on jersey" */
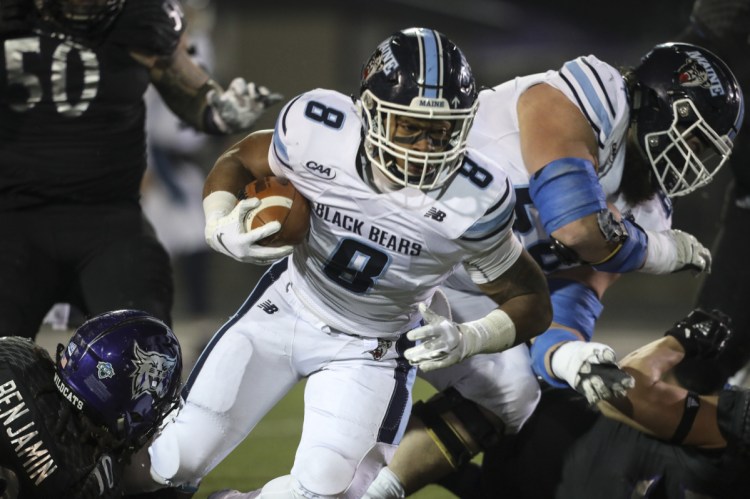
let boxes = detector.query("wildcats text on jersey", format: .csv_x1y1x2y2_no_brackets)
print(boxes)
0,380,58,485
314,202,422,256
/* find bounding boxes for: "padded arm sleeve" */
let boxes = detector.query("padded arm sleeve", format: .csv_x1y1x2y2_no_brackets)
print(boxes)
528,157,606,234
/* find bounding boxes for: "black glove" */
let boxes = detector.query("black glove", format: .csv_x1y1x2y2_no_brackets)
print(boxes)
664,308,733,359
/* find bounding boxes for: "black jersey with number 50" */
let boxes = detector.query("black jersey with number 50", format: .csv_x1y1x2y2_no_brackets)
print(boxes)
0,0,184,210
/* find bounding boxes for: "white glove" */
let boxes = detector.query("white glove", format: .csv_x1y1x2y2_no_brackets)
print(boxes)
206,78,283,134
550,341,635,405
642,229,712,274
203,192,293,265
405,303,515,372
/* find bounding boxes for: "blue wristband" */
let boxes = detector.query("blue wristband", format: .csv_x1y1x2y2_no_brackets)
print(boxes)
592,218,648,273
548,279,603,341
530,327,580,388
528,158,607,234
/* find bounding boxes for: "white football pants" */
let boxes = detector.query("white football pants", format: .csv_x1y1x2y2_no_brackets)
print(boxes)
149,259,417,497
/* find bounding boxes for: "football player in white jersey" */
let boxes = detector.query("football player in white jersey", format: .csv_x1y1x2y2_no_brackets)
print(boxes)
124,28,551,499
364,42,745,497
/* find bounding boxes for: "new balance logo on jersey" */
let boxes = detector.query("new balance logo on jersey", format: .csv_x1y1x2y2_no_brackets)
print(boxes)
424,208,446,222
258,301,279,314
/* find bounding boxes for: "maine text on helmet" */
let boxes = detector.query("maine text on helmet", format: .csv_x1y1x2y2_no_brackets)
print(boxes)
685,50,726,96
378,41,399,77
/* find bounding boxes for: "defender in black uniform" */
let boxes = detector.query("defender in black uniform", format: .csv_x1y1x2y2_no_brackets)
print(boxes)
0,309,182,498
442,308,750,498
0,0,281,338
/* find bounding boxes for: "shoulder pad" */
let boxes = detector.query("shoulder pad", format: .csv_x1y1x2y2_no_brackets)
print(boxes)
272,89,358,171
106,0,185,56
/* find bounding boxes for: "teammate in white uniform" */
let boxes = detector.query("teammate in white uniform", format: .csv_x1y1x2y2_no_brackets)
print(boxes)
364,42,745,497
126,28,551,499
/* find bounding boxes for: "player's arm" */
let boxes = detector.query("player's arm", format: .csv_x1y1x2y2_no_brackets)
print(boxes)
204,129,275,197
518,83,709,275
526,267,634,404
599,336,726,448
131,32,211,128
201,130,291,264
517,84,638,404
518,82,617,264
599,309,734,448
476,248,552,344
405,236,552,372
134,34,281,136
110,0,278,134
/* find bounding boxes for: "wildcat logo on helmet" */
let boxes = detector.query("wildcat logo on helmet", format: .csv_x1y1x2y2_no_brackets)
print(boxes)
131,343,179,399
677,60,711,89
364,42,399,80
682,51,726,96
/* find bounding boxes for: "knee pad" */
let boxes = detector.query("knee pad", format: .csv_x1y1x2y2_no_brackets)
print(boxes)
294,447,355,497
149,402,228,487
257,475,306,498
412,387,505,469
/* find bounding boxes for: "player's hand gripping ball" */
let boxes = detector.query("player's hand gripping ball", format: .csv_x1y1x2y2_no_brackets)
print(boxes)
243,176,311,247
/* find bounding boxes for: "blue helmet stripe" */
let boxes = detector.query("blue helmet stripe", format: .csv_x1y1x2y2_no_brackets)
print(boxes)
421,29,440,99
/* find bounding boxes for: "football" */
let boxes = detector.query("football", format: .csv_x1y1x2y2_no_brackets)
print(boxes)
243,176,311,247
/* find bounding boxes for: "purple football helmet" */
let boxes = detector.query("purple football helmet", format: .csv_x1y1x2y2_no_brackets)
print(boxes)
55,310,182,449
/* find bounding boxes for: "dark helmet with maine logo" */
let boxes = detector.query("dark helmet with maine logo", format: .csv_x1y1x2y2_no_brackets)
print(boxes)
55,310,182,450
630,42,744,197
359,27,478,191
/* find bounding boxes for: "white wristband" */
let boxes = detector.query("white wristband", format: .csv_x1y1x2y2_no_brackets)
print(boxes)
549,340,580,386
641,229,677,274
202,191,239,223
462,308,516,356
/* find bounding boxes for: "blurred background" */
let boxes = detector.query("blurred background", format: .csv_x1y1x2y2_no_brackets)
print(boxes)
37,0,738,494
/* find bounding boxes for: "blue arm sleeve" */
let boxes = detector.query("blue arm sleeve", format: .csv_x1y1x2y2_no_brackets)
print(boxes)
528,157,606,234
529,157,649,273
530,279,603,387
